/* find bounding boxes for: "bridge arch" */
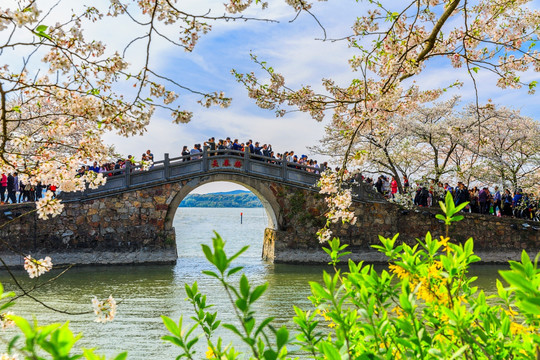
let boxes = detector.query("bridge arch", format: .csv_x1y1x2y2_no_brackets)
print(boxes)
164,173,281,235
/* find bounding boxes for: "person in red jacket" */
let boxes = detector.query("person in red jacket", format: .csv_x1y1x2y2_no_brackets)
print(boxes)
0,173,7,203
390,176,398,197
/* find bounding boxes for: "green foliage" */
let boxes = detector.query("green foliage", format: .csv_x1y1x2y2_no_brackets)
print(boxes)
162,232,290,359
5,314,126,359
179,192,263,208
34,24,52,40
162,198,540,359
436,191,468,226
0,279,126,359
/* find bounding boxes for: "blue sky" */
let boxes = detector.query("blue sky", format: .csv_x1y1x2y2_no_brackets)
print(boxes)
5,1,539,193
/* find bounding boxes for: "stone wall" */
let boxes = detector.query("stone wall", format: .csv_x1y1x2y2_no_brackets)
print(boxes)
269,183,540,264
0,183,181,266
0,177,538,267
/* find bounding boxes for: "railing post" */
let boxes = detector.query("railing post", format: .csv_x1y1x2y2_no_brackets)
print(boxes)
125,161,131,188
281,157,287,181
164,153,170,180
243,146,250,173
203,146,209,172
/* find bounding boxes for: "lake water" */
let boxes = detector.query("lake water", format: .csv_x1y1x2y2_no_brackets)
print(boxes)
0,207,507,359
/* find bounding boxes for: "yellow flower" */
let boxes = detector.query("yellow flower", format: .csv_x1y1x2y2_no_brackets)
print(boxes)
206,347,215,359
439,236,452,253
389,264,409,279
505,307,518,319
391,306,405,319
328,322,336,328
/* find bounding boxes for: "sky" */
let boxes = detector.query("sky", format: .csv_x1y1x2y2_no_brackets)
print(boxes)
5,1,540,194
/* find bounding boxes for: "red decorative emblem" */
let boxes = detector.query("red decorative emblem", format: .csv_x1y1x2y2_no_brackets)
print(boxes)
223,159,231,167
234,160,242,168
211,159,219,168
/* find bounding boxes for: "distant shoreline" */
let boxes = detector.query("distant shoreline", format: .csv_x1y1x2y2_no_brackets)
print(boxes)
178,190,263,208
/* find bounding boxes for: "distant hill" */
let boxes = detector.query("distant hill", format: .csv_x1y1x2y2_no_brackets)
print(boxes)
179,190,263,208
210,190,250,195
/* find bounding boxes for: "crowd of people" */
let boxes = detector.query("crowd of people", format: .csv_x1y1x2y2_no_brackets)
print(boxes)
0,172,57,205
366,174,539,221
4,138,538,223
59,138,329,185
180,137,328,174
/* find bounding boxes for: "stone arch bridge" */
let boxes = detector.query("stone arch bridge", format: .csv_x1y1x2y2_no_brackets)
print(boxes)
0,149,538,266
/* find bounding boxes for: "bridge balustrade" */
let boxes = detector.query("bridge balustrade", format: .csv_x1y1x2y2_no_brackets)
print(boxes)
63,147,323,200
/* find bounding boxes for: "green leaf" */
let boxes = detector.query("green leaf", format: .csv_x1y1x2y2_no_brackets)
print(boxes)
254,316,274,336
249,283,268,303
201,270,219,279
227,266,243,276
201,244,214,264
10,315,34,338
161,335,183,347
113,353,128,360
320,342,341,360
223,323,242,336
500,270,536,293
239,274,250,298
435,214,446,221
450,345,469,359
309,282,332,300
161,315,180,336
235,298,247,312
472,67,479,73
275,326,289,349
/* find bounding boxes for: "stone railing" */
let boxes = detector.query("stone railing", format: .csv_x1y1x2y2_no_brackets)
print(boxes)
60,148,385,202
62,149,317,199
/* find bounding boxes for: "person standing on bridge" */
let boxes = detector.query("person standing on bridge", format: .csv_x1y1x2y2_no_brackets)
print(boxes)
391,176,398,197
7,173,16,204
204,138,216,155
181,146,190,161
217,139,226,154
190,144,202,160
146,149,154,169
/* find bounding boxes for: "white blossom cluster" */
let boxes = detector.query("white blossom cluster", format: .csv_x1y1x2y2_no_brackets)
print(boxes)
36,191,64,221
92,296,117,323
23,256,53,279
0,312,15,330
316,171,357,243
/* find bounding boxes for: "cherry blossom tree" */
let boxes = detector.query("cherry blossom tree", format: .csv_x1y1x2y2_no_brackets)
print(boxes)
235,0,540,239
0,0,279,222
473,105,540,191
312,115,429,193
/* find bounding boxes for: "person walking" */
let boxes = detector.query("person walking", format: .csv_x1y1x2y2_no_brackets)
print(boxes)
13,172,19,203
493,186,501,215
